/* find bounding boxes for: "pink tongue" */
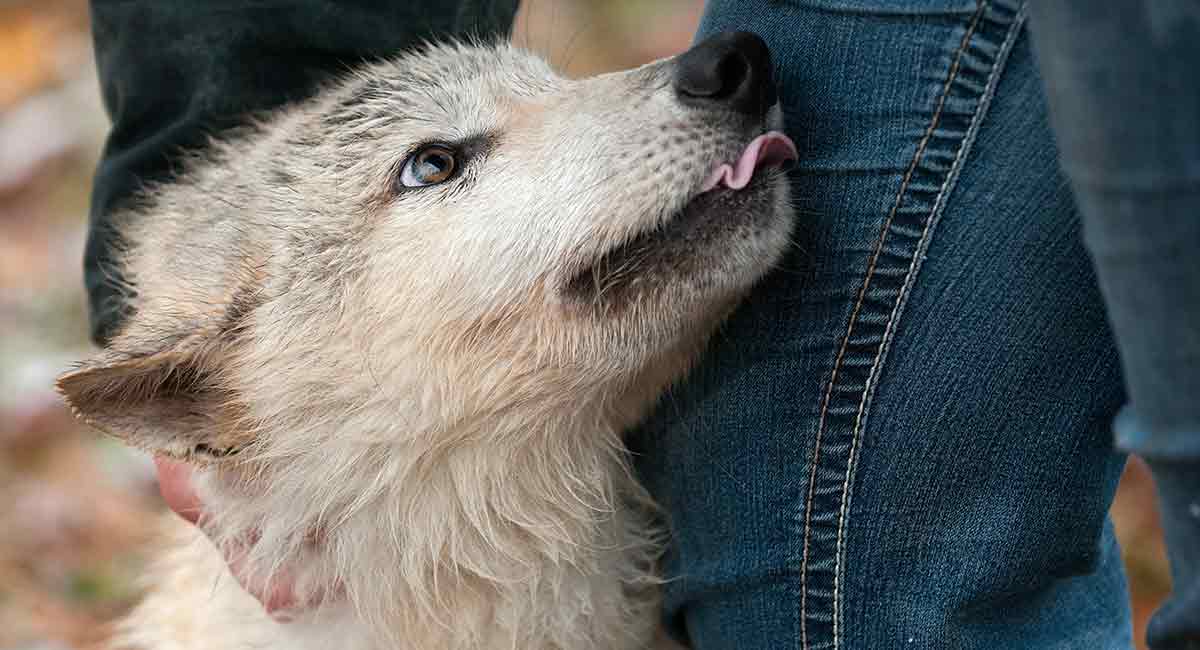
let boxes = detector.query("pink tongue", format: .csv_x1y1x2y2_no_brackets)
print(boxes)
701,131,798,193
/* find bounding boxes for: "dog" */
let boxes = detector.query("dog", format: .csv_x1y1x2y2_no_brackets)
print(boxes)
57,31,796,650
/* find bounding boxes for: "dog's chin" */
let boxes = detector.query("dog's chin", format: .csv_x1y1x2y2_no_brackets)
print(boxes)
561,170,790,311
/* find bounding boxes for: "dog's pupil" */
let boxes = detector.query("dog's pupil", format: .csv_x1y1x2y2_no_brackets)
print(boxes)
418,149,454,182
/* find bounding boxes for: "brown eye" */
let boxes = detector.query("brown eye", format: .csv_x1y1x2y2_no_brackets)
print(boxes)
399,145,457,187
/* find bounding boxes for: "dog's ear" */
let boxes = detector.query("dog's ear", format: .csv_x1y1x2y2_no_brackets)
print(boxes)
56,331,251,464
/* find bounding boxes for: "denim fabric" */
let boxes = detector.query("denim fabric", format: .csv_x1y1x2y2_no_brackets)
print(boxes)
1029,4,1200,647
631,0,1137,647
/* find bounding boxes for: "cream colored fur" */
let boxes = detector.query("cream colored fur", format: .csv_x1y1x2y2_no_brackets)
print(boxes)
58,41,794,650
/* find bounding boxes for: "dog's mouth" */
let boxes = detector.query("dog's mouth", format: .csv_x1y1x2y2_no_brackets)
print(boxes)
697,131,798,194
563,131,797,305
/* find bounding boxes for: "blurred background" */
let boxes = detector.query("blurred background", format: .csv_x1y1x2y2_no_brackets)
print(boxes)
0,0,1170,648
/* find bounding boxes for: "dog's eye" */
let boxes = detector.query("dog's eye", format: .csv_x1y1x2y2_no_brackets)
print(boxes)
399,145,458,188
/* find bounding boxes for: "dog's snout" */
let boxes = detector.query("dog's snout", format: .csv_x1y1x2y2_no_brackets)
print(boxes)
673,31,776,116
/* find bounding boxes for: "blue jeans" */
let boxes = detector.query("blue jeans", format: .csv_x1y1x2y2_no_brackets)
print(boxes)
631,1,1200,648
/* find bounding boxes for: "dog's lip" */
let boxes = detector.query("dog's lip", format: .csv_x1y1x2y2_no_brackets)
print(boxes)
562,130,795,302
699,131,798,193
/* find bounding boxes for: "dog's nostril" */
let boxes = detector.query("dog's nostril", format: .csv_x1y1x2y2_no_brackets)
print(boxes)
674,31,776,117
715,53,751,99
676,48,748,100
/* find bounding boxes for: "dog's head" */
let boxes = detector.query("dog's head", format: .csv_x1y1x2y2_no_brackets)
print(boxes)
60,32,795,461
57,32,795,632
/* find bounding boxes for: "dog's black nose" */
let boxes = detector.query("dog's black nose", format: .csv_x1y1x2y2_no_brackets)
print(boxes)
674,31,776,116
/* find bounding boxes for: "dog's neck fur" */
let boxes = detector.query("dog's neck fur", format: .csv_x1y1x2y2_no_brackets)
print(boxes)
181,348,670,650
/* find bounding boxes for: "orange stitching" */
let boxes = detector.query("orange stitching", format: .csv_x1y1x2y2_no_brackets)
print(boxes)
799,3,990,649
831,4,1028,642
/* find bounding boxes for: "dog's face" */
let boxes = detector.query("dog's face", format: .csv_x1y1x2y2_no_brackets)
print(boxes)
57,36,794,636
304,40,796,399
60,36,795,458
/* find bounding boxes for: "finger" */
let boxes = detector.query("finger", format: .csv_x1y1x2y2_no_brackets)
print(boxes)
224,537,299,617
153,456,203,524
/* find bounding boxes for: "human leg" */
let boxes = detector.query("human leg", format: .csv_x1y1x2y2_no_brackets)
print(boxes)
632,2,1131,647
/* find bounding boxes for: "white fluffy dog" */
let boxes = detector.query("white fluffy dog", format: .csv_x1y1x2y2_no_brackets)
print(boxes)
58,33,796,650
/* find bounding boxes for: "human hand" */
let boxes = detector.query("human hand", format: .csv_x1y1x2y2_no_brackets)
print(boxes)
153,457,333,619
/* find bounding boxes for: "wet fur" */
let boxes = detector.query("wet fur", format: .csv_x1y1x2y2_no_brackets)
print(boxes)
58,40,793,650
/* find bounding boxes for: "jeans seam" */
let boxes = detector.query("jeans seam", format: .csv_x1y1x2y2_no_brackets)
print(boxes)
798,3,992,649
831,3,1029,642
